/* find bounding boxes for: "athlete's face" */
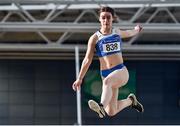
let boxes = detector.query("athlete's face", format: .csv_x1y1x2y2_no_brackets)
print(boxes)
99,12,113,29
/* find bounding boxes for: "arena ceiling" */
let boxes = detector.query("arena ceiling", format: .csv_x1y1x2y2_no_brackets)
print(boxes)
0,0,180,59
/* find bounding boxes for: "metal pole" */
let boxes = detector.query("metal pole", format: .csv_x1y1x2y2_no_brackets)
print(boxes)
75,46,82,125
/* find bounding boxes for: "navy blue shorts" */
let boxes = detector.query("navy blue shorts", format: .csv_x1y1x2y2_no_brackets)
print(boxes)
100,63,125,78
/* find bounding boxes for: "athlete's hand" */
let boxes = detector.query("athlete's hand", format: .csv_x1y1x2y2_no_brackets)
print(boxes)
72,79,82,91
134,24,143,33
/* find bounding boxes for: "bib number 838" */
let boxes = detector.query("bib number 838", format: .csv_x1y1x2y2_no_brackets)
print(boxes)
103,42,120,52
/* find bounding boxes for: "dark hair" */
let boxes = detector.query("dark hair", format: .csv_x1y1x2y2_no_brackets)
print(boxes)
99,6,115,17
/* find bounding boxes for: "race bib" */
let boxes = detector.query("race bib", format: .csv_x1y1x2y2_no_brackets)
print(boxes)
102,42,121,53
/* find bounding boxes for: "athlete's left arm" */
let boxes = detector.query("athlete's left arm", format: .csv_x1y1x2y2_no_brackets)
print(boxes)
117,24,143,39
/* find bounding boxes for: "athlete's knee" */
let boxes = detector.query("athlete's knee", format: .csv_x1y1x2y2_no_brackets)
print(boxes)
105,108,116,117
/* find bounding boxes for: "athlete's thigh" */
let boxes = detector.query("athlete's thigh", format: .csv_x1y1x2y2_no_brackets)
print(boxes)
105,67,129,88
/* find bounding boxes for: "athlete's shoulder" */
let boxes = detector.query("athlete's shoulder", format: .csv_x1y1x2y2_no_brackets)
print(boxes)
89,32,98,42
86,32,98,46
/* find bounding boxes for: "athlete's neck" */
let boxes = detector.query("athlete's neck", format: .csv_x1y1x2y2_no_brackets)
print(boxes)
100,28,112,35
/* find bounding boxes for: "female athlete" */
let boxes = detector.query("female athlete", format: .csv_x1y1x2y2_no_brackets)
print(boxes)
72,6,144,118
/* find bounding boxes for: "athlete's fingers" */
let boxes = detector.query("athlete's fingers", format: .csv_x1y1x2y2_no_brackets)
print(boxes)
72,79,82,91
138,25,143,32
77,85,80,91
72,83,77,91
135,24,143,32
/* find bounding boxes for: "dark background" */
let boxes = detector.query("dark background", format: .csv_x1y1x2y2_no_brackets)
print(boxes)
0,59,179,125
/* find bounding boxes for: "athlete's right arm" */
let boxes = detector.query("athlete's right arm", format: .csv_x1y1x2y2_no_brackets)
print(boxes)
72,34,97,91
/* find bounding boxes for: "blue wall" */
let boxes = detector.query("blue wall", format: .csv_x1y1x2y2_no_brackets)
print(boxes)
0,60,76,125
0,60,179,125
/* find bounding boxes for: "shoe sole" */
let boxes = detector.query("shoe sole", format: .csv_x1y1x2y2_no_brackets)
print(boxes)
88,100,105,118
128,93,144,113
136,100,144,113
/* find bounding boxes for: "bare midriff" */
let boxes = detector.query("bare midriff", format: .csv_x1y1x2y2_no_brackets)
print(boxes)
98,52,124,70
